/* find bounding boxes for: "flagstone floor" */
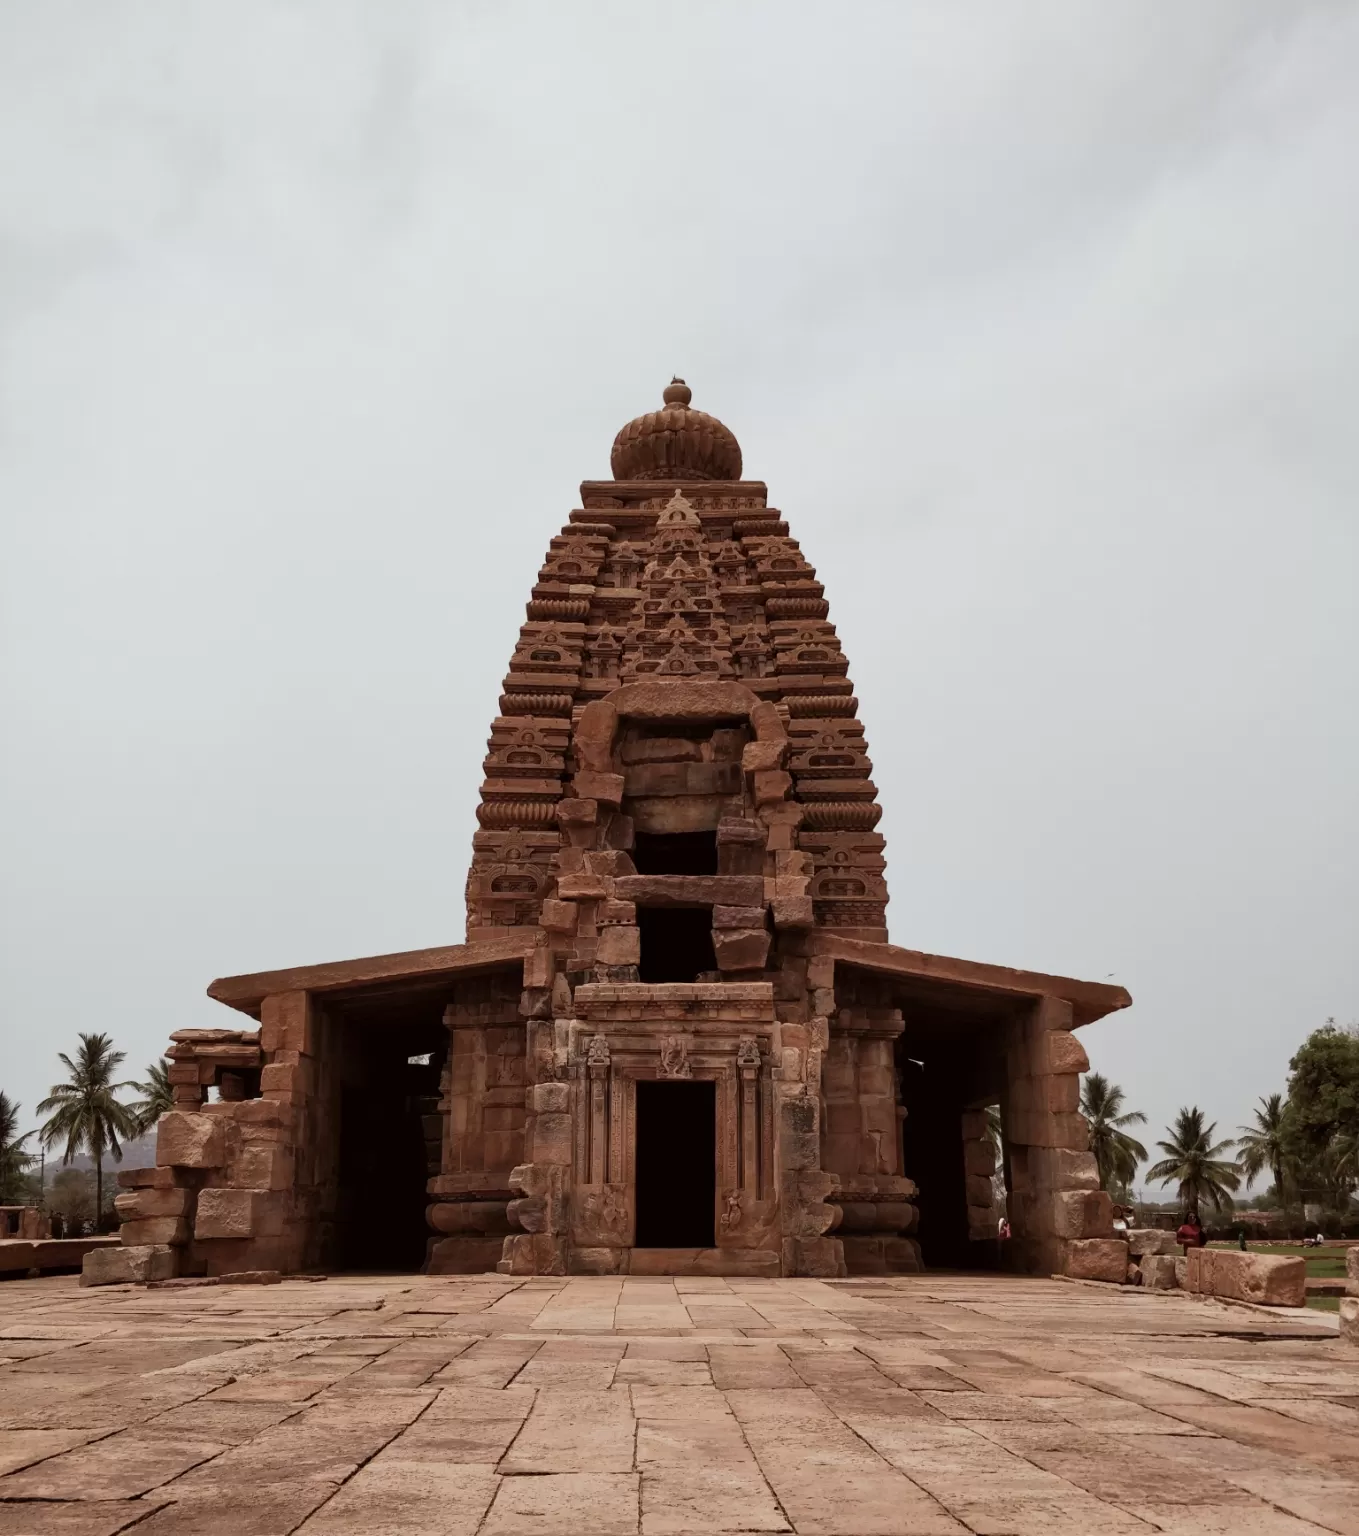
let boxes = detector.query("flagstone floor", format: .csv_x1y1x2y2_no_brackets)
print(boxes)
0,1271,1354,1536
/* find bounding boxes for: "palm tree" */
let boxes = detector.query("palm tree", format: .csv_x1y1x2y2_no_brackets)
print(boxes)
1236,1093,1291,1203
37,1034,140,1223
1079,1073,1148,1194
1147,1105,1240,1216
0,1092,36,1203
128,1060,174,1134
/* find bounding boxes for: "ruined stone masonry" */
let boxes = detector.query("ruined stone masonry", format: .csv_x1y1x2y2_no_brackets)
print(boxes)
97,380,1130,1285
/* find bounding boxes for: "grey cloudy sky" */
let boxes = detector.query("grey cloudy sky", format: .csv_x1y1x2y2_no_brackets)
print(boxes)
2,2,1356,1188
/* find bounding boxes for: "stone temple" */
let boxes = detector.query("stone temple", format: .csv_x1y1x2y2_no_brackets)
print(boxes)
105,381,1131,1285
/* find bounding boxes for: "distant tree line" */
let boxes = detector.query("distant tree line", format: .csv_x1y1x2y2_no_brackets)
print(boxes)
1079,1019,1359,1228
0,1034,174,1233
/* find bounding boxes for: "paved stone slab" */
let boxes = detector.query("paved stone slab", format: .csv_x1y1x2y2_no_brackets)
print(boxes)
0,1272,1349,1535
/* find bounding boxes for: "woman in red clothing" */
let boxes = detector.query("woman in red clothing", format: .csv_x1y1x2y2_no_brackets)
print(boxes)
1176,1211,1205,1254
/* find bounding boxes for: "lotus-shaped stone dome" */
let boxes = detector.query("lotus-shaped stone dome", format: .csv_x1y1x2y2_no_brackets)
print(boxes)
610,378,743,482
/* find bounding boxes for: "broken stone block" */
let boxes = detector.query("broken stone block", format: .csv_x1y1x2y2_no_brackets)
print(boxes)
1043,1031,1090,1074
1186,1247,1305,1306
572,770,624,805
712,927,770,972
113,1187,193,1222
194,1189,260,1241
81,1244,178,1287
741,740,786,773
1139,1254,1179,1289
1340,1297,1358,1348
156,1111,226,1169
1127,1227,1179,1257
1064,1237,1128,1282
120,1218,191,1247
595,925,640,966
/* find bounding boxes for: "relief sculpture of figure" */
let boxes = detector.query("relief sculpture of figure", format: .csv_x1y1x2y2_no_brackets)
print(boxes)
659,1034,692,1078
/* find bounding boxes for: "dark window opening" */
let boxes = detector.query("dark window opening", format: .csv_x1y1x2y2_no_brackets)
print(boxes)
632,830,719,875
637,906,716,983
336,1021,446,1272
634,1080,716,1247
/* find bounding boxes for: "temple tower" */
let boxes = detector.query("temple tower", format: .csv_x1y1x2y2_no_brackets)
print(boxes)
443,380,899,1277
107,380,1130,1288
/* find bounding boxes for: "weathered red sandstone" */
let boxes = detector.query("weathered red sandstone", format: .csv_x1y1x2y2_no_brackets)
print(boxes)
92,380,1131,1285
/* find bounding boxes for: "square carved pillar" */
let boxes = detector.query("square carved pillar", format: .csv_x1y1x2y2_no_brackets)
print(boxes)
1001,995,1122,1279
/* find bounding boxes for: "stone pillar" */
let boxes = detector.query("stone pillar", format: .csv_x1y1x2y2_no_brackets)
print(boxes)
960,1109,1000,1242
428,978,528,1274
773,1015,844,1278
821,1009,919,1274
1002,996,1124,1280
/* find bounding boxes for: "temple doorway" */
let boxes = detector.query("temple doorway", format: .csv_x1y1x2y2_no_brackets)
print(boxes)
633,1080,716,1248
334,1016,446,1271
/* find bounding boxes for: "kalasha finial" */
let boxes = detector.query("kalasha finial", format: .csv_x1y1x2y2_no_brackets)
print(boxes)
662,377,692,408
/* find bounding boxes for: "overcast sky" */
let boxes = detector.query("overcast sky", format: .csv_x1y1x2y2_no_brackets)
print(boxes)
2,3,1356,1192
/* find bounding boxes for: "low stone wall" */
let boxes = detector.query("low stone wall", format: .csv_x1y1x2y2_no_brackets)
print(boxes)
1185,1246,1305,1307
1,1237,118,1275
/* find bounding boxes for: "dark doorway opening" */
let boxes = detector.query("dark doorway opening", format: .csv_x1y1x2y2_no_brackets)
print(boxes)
637,906,717,982
634,1080,716,1247
335,1018,446,1271
632,830,718,875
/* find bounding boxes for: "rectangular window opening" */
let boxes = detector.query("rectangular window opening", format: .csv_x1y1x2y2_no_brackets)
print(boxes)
637,906,717,983
631,830,718,875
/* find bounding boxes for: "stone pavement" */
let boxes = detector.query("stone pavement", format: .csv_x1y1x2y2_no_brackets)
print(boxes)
0,1272,1355,1536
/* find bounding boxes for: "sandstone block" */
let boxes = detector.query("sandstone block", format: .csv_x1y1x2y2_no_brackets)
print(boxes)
539,899,577,932
529,1082,571,1114
741,740,786,773
752,769,792,805
595,924,640,965
1347,1245,1359,1291
1127,1227,1179,1257
1174,1255,1188,1288
1064,1238,1128,1283
613,874,764,907
120,1217,191,1247
963,1140,996,1177
966,1174,995,1208
1139,1254,1179,1289
531,1111,573,1165
557,872,609,899
1044,1031,1090,1074
232,1144,294,1191
1340,1296,1359,1348
194,1188,261,1241
80,1244,177,1287
771,892,814,928
1052,1189,1114,1240
156,1111,226,1168
1187,1247,1305,1306
713,904,766,928
259,990,314,1055
1041,1074,1081,1114
555,797,598,826
114,1188,191,1221
572,771,624,806
713,927,770,972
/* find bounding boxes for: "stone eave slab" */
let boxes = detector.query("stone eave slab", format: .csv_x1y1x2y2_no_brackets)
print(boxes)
207,933,539,1017
804,933,1131,1027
